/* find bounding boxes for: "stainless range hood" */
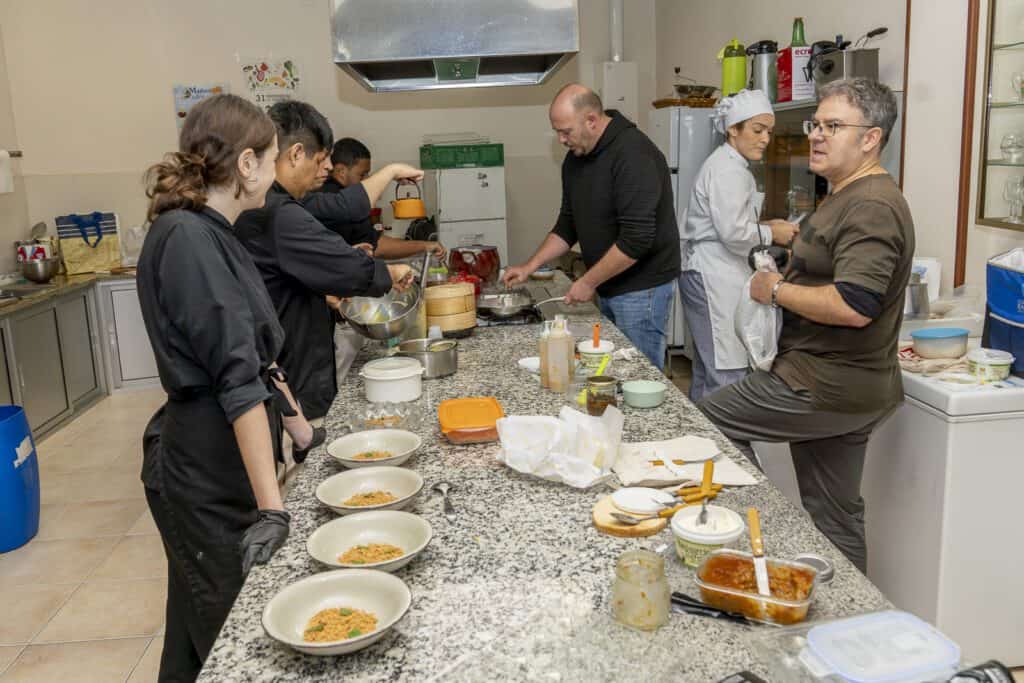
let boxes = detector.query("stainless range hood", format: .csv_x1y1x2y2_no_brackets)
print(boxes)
331,0,579,93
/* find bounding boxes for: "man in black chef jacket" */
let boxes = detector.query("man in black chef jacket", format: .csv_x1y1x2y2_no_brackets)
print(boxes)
234,101,422,421
307,137,447,260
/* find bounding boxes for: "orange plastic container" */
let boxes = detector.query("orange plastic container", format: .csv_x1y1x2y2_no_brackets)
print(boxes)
438,397,504,444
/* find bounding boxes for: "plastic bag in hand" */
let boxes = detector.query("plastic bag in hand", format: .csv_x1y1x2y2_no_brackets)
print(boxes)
734,249,782,371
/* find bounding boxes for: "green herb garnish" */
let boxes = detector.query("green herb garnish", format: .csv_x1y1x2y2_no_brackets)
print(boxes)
305,623,324,633
347,629,362,638
339,608,352,616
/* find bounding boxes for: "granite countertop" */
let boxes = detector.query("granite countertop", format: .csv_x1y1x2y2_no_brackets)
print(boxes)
199,313,889,682
0,271,135,317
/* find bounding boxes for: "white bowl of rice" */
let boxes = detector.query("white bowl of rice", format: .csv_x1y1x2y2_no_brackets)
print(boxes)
262,569,412,656
306,510,433,572
327,429,422,468
315,467,424,515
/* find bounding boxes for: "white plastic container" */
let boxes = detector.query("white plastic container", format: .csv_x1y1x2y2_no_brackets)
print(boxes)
670,504,745,568
577,339,615,371
911,327,969,359
359,357,424,403
966,348,1015,382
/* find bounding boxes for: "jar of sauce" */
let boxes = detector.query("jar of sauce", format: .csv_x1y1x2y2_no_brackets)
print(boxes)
586,375,618,416
611,549,670,630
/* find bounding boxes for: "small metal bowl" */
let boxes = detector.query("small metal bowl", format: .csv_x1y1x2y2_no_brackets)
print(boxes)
21,257,61,284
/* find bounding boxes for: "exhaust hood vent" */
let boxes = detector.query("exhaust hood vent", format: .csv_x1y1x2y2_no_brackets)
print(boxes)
331,0,579,93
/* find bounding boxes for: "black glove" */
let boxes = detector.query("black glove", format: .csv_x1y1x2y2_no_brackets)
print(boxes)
239,509,291,576
292,426,326,464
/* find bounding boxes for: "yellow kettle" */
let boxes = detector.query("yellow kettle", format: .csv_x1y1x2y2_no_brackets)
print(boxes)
391,182,427,219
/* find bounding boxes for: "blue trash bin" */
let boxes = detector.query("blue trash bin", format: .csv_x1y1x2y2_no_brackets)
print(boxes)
0,406,40,553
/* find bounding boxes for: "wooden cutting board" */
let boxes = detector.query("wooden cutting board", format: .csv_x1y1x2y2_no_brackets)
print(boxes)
592,495,667,538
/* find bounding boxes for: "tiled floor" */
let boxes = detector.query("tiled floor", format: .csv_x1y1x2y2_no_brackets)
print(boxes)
0,388,166,683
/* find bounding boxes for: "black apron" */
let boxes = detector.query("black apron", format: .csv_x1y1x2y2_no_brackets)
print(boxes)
143,377,286,683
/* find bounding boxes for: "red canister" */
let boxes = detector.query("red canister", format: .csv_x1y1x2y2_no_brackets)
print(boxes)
448,245,501,285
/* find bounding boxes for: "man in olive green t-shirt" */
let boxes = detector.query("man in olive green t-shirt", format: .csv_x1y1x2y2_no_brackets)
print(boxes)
699,79,914,573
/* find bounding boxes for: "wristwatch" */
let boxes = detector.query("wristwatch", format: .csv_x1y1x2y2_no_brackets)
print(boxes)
770,278,787,309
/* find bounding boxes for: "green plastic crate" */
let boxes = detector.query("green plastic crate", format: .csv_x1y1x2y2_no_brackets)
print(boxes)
419,143,504,169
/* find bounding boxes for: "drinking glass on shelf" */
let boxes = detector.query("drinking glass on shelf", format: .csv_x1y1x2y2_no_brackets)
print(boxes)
1013,72,1024,102
1003,177,1024,223
1001,132,1024,163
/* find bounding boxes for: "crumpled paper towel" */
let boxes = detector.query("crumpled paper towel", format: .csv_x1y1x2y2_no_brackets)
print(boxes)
495,406,624,489
613,435,759,487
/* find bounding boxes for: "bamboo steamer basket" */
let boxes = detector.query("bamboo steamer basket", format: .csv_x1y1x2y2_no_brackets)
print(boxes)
426,310,477,333
424,283,476,317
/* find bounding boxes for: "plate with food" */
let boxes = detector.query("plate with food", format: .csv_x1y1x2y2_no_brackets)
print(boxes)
306,510,432,572
262,568,412,655
315,466,424,515
327,429,422,468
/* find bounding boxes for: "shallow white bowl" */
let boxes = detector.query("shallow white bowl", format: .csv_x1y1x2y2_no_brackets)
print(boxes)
261,569,412,656
316,467,424,515
327,429,422,468
307,510,432,572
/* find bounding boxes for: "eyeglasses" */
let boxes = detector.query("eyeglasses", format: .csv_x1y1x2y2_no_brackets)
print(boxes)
802,120,877,137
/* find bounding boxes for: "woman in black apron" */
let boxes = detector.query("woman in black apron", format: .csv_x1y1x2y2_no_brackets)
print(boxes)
138,94,320,682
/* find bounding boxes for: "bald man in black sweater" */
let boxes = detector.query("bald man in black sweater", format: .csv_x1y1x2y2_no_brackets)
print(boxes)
503,83,680,370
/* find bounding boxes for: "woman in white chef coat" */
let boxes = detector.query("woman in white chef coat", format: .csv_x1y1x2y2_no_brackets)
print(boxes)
679,89,799,402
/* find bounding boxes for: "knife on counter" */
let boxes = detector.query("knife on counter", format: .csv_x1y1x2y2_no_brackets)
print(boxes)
747,507,771,597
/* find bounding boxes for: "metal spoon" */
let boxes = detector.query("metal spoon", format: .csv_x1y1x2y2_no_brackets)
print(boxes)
609,511,661,526
432,481,455,520
698,497,709,526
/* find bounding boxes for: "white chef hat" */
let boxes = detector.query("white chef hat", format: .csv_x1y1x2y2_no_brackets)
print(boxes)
712,89,774,134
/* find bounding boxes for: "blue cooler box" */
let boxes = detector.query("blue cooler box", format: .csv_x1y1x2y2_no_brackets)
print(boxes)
0,406,40,552
985,248,1024,377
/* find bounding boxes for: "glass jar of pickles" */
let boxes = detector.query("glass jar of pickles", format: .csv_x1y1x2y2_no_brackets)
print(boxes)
585,375,618,416
611,550,670,631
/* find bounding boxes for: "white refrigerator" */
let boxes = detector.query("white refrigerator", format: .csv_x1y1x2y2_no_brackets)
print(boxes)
423,167,509,266
648,107,721,351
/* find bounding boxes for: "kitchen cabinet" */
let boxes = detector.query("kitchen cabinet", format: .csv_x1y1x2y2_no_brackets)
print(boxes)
3,287,105,433
9,307,70,431
976,0,1024,230
57,293,100,404
95,279,159,389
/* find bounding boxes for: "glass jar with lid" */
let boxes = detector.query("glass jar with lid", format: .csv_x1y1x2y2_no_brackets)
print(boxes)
585,375,618,416
611,549,670,631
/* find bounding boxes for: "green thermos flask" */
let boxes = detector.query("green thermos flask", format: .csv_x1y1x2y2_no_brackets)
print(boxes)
719,39,747,96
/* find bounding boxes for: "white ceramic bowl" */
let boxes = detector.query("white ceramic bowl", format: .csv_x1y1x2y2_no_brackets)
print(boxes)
316,467,424,515
307,510,432,572
327,429,422,468
262,569,412,656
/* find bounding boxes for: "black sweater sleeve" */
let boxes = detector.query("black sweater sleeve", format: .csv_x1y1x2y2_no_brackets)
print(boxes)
550,158,578,246
610,149,662,260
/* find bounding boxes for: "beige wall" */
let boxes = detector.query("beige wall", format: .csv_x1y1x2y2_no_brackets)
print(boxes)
654,0,907,98
0,26,29,274
0,0,657,266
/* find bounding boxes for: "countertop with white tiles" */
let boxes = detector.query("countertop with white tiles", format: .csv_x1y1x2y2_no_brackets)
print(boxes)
198,307,889,682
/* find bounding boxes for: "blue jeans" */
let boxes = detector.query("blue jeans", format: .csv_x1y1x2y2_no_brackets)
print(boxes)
597,280,674,371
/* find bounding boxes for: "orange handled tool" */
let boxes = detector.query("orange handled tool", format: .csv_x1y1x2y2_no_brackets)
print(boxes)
593,322,601,348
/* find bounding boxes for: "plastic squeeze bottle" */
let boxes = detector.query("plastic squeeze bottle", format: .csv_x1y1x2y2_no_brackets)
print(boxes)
539,321,552,389
547,320,571,393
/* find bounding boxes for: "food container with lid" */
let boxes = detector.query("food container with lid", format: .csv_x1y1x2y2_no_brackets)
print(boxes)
438,396,504,444
577,339,614,371
585,375,618,416
695,549,818,625
966,347,1015,382
359,357,424,403
670,504,745,567
748,610,961,683
911,327,969,359
611,549,670,631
